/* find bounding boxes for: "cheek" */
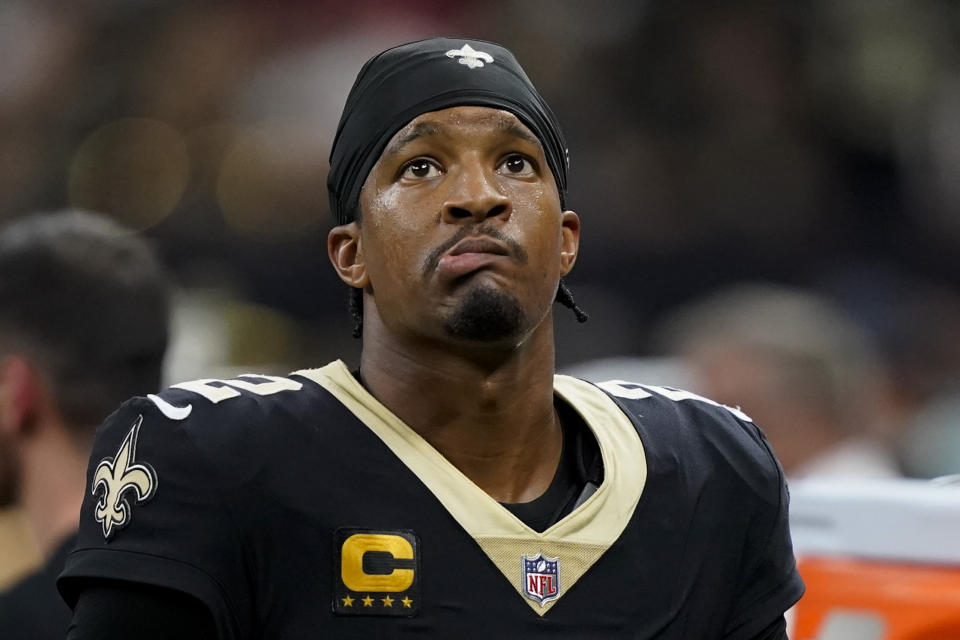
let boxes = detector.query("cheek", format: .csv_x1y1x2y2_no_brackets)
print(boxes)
368,186,402,231
509,181,551,219
363,187,433,286
510,187,565,263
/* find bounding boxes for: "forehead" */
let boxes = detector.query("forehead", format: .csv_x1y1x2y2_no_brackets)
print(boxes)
380,106,542,158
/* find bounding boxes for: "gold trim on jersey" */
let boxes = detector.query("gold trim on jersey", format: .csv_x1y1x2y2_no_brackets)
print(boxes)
292,360,647,616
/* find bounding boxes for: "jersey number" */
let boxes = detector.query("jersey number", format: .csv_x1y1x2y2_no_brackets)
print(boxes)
148,374,303,420
170,375,303,403
597,379,752,422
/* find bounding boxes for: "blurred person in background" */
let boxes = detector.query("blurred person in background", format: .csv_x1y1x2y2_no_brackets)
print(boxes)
0,210,170,638
818,269,960,479
663,283,900,480
59,38,802,639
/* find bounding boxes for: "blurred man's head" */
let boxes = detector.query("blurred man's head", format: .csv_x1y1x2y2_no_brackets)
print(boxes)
663,283,886,474
0,210,170,507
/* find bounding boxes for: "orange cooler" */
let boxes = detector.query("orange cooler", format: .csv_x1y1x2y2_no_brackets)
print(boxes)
788,479,960,640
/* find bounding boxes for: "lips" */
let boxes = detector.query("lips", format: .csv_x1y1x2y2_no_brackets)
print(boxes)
437,236,510,279
448,237,509,257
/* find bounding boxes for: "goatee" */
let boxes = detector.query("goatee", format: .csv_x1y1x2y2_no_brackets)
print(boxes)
444,284,524,342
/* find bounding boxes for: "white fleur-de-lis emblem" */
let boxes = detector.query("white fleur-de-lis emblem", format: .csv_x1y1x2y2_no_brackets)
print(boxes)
92,415,157,540
445,44,494,69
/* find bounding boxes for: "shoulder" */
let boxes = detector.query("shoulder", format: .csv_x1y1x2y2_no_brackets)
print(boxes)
144,371,328,430
589,379,783,501
88,370,349,492
592,378,757,445
120,370,344,440
576,377,804,626
0,565,72,635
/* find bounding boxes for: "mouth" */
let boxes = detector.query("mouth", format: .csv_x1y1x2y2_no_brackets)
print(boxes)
436,236,511,280
448,237,510,258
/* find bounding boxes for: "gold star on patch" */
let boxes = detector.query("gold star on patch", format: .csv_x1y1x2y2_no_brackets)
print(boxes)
341,595,354,607
362,595,374,607
401,597,413,608
382,595,394,607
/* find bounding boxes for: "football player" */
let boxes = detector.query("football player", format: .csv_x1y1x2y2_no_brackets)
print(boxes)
60,38,804,639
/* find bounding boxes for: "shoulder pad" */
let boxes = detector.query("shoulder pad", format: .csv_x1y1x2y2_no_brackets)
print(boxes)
593,379,753,422
144,373,306,422
591,378,782,499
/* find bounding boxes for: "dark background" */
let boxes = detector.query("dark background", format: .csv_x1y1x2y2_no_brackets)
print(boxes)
1,0,958,373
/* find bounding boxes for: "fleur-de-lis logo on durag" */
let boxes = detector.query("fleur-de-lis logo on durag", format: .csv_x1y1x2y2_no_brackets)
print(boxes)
445,44,494,69
92,415,157,540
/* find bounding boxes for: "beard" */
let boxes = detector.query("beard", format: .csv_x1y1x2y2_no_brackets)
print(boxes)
444,283,525,343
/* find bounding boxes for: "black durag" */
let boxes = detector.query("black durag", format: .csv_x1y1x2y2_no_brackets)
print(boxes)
327,37,569,225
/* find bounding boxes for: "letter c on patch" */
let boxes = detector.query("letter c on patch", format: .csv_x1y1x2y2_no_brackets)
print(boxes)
341,533,415,592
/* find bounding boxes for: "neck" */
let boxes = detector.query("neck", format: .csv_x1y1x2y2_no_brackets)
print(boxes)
18,419,87,558
359,309,562,503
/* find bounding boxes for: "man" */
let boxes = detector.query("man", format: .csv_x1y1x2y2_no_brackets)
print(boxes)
0,210,169,638
61,38,803,638
664,283,900,480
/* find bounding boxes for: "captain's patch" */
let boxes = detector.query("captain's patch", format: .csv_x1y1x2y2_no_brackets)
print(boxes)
333,528,420,617
91,415,157,540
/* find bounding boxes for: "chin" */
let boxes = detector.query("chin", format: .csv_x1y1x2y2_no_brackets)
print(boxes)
443,283,526,343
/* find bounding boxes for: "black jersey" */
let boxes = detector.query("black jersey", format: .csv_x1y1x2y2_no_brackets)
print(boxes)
0,533,76,639
58,361,803,638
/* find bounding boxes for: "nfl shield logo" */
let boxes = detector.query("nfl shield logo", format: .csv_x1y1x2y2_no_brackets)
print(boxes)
522,553,560,606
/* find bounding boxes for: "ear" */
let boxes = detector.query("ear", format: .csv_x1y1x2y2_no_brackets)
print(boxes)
0,355,39,438
559,210,580,276
327,222,369,289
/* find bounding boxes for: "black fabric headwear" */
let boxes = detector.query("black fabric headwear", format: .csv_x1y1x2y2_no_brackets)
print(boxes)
327,37,569,225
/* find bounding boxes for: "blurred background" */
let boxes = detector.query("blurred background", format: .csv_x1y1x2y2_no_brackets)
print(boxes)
1,0,959,609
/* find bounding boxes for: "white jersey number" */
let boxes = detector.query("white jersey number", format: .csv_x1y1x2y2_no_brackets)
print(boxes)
597,379,752,422
147,374,302,420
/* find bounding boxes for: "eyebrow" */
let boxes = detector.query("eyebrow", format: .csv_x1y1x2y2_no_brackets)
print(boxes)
382,117,542,158
383,122,441,158
496,120,541,147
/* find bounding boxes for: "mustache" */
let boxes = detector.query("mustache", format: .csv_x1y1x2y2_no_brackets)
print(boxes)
422,225,528,275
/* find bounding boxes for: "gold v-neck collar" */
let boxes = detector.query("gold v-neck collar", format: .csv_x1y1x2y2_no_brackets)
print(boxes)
293,360,646,615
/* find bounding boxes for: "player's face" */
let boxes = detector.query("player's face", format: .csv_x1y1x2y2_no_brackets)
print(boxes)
342,106,579,346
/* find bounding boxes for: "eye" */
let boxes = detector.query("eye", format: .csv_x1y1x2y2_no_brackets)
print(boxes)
498,154,535,176
400,158,443,180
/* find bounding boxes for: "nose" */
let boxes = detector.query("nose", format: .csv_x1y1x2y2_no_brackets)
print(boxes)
441,162,511,224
